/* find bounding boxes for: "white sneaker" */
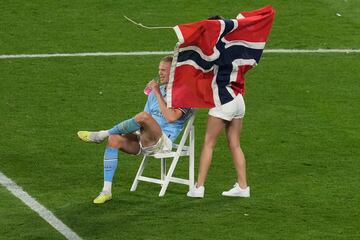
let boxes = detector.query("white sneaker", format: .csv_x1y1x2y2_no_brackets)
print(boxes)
222,183,250,197
187,184,205,198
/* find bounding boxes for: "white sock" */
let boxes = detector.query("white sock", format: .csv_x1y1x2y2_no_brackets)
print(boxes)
102,181,112,193
89,130,110,142
98,130,110,139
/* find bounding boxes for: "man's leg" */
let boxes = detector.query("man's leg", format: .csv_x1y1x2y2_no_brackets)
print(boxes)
135,112,163,147
94,134,140,204
78,112,160,144
108,118,141,135
78,117,141,143
222,118,250,197
187,116,224,198
93,112,162,203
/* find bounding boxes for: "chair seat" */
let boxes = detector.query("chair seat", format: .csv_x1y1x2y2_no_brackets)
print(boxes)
152,149,190,158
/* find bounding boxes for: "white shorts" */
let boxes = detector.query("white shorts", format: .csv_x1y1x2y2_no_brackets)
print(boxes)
208,94,245,121
138,133,172,155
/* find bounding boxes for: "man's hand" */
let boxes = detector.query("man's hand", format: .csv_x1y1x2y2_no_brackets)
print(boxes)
147,80,183,123
147,80,160,94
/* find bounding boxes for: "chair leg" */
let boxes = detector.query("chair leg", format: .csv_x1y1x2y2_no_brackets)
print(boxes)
161,158,166,181
159,155,180,197
189,127,195,189
130,155,148,191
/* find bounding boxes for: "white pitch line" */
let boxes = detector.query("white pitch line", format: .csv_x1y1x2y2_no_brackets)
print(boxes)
0,49,359,59
0,171,82,240
0,51,173,59
265,49,360,53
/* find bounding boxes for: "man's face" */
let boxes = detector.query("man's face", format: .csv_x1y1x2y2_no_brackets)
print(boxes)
158,61,171,84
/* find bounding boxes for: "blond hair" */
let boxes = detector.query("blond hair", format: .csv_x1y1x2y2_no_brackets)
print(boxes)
161,55,173,63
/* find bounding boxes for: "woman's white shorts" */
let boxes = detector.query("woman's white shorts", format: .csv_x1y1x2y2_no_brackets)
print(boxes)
208,94,245,121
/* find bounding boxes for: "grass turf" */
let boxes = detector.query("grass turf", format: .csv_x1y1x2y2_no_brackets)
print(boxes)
0,188,63,240
0,0,359,54
1,0,360,239
1,54,359,239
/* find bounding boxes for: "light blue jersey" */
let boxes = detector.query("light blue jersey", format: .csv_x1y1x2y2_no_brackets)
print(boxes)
144,85,192,142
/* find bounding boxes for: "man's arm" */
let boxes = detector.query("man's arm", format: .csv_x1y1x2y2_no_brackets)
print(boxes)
144,98,150,113
148,80,183,123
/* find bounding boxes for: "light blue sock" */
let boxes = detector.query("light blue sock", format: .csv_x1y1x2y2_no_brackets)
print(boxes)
108,118,141,135
103,147,118,184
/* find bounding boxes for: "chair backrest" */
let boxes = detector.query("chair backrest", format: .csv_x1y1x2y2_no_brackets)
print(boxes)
173,110,196,153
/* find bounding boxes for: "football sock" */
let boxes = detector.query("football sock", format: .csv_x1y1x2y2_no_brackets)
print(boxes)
103,181,112,193
89,130,109,142
102,147,118,193
108,118,141,135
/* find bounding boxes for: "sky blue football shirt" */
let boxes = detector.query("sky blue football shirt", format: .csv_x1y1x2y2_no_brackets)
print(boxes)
144,85,192,142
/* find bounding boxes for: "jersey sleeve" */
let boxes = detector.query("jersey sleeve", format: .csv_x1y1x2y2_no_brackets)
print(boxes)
144,98,150,113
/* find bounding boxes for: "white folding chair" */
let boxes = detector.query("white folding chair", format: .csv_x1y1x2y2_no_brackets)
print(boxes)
130,112,196,197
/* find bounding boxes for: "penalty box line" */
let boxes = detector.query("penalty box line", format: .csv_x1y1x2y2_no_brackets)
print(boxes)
0,171,82,240
0,49,360,59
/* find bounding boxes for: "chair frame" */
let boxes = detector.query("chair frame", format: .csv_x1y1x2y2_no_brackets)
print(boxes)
130,113,196,197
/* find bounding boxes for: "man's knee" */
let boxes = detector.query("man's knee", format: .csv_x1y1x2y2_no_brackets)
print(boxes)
135,112,152,124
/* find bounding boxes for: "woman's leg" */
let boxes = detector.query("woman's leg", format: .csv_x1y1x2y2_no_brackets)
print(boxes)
225,118,247,189
196,115,225,187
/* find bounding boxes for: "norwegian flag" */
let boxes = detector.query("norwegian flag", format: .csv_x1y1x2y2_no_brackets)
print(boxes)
166,5,275,108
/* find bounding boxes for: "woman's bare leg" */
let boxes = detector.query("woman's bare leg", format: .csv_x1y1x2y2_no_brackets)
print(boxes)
196,116,225,187
225,118,247,189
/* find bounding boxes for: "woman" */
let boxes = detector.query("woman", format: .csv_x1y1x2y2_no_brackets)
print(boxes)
186,15,250,198
187,94,250,198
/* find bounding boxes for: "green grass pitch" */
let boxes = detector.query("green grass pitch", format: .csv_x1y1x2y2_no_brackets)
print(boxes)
1,1,359,239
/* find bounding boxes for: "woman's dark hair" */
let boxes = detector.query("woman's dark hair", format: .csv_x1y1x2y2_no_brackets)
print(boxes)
207,15,224,20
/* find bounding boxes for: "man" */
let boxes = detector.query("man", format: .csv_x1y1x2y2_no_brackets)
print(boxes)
78,56,192,204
